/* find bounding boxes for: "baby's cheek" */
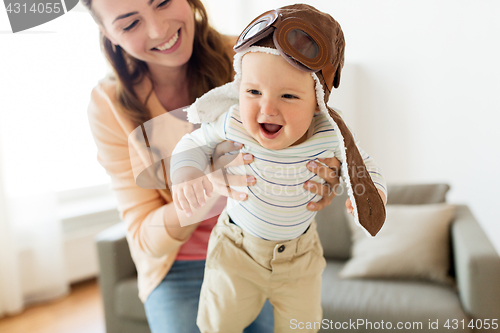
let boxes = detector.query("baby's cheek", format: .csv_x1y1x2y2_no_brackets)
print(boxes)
240,114,254,131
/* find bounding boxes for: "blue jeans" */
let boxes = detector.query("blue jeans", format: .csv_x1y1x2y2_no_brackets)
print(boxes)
144,260,274,333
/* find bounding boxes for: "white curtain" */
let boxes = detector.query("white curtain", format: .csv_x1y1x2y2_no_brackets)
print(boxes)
0,7,107,318
0,145,23,317
0,142,68,318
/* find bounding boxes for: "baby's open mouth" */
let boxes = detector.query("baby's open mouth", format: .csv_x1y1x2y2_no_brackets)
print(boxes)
260,123,282,135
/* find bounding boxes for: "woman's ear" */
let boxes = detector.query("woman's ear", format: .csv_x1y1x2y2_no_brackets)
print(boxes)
100,26,118,46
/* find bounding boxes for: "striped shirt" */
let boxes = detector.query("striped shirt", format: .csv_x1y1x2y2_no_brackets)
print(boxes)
171,105,386,241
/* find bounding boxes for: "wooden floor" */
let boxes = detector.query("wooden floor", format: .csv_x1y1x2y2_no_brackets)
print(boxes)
0,278,105,333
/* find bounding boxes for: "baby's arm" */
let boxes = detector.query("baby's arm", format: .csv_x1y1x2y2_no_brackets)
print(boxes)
172,166,213,217
170,116,227,216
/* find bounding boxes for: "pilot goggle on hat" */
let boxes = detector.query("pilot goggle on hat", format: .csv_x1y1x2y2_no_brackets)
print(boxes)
234,5,344,92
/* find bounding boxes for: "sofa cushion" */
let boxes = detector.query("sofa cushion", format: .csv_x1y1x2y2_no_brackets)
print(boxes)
316,183,451,261
114,277,147,321
321,260,470,332
339,204,456,283
387,183,450,205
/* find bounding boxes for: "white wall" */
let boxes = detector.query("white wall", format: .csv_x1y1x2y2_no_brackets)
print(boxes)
206,0,500,253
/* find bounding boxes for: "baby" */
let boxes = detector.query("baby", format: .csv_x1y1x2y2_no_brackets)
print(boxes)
171,4,387,332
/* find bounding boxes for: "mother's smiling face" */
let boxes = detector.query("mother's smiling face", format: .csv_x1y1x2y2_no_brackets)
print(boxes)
91,0,195,69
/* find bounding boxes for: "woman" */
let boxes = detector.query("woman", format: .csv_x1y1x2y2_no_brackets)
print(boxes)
82,0,341,332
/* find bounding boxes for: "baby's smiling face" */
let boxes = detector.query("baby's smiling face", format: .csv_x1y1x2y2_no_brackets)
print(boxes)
239,52,319,150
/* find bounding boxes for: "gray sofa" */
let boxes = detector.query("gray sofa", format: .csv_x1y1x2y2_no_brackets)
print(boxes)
95,184,500,332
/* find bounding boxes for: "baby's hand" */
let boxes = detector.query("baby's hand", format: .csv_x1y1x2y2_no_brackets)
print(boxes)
345,198,354,216
345,189,387,216
172,167,213,217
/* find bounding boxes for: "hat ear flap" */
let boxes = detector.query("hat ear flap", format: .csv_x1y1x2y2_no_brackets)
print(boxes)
325,105,386,237
184,81,239,124
333,66,342,89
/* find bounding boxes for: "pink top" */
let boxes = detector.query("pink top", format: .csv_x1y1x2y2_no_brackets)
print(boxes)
176,196,227,260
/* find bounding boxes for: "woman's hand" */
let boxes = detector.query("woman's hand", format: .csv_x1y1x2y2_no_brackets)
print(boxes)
207,141,256,201
303,157,342,211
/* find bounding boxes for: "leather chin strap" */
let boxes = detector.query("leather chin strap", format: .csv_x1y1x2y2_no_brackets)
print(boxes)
327,106,386,236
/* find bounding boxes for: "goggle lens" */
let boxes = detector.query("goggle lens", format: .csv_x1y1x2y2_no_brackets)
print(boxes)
244,20,270,40
287,29,319,60
235,10,280,51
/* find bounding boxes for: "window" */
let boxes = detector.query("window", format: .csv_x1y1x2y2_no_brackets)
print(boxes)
0,6,110,197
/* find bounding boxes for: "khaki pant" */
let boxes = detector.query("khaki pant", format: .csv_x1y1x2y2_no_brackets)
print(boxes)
197,210,326,333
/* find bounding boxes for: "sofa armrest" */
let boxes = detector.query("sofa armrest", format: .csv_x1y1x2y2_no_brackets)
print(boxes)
452,205,500,319
95,221,137,283
96,222,145,333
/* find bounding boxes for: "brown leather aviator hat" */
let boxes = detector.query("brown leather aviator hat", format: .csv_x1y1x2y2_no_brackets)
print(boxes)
234,3,344,94
186,4,386,236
